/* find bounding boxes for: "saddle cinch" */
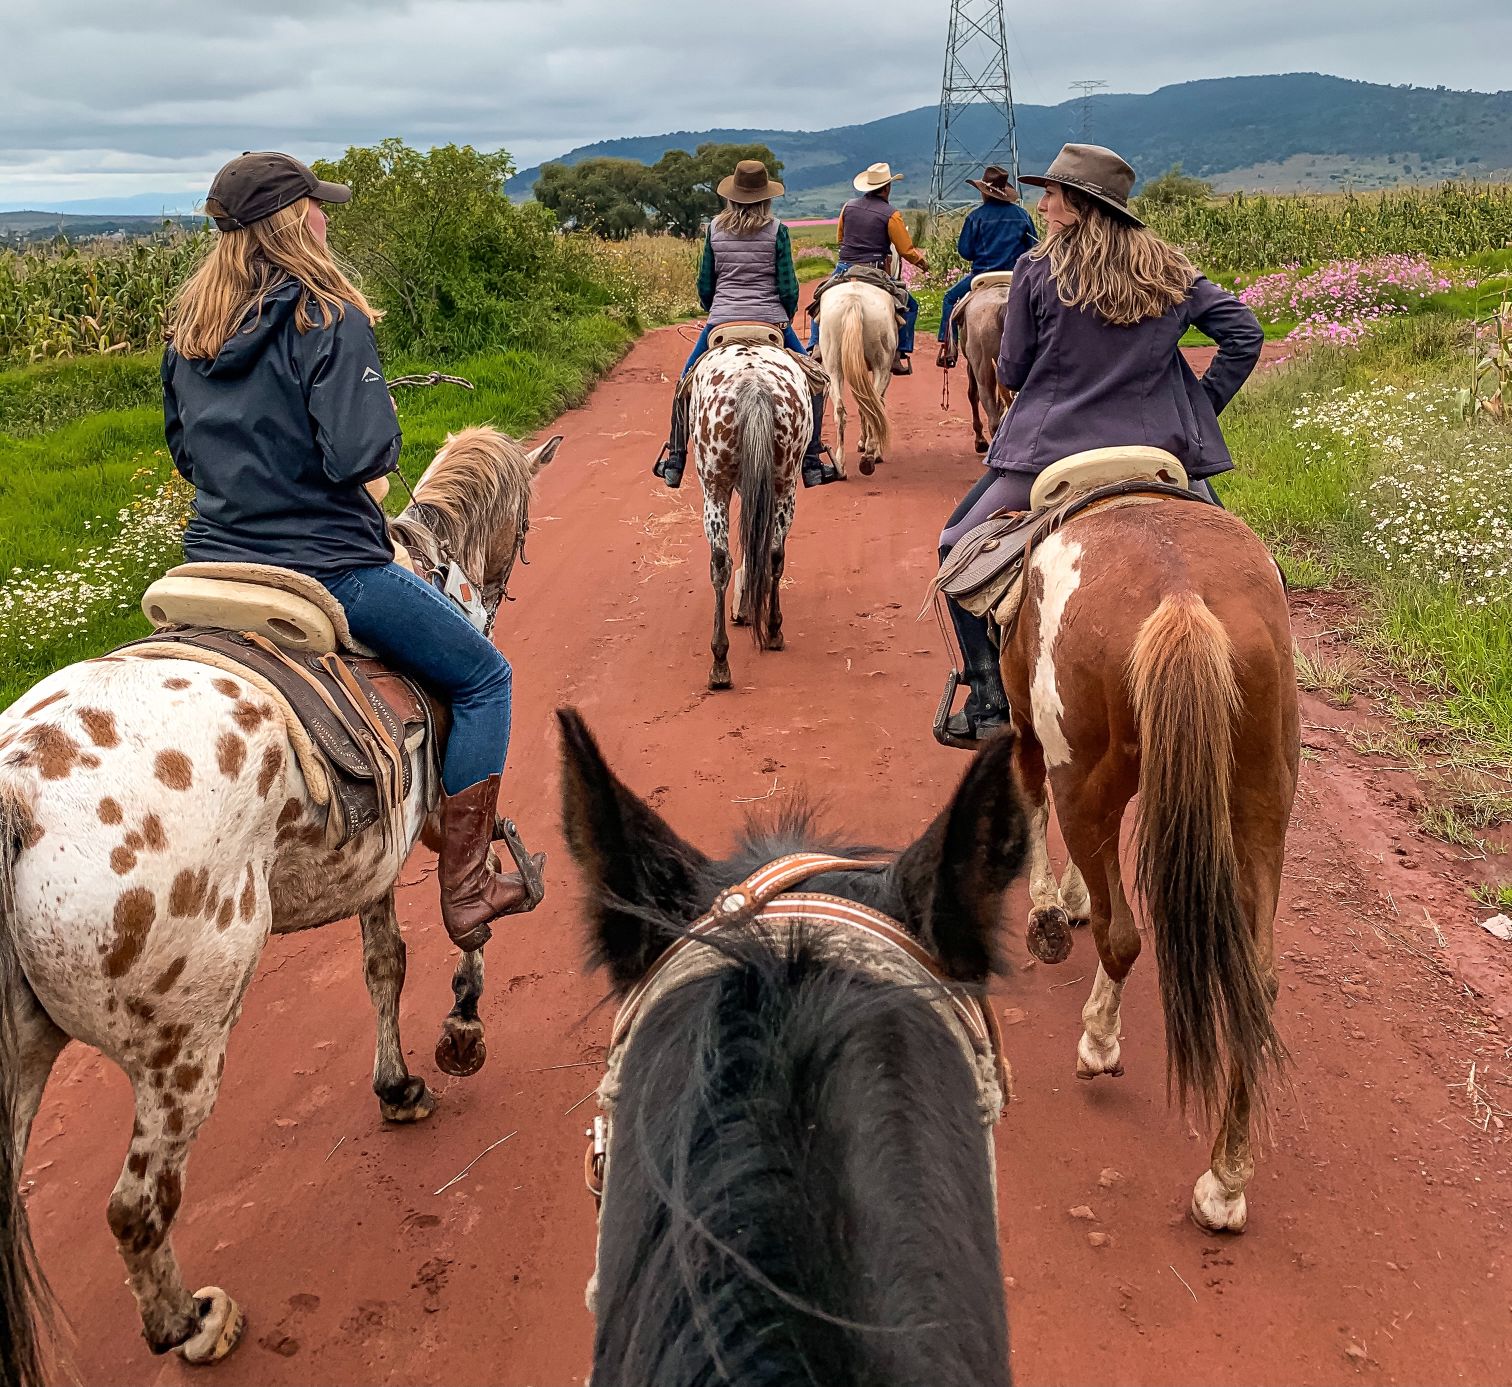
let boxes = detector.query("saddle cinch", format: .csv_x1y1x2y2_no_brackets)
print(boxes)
135,563,443,850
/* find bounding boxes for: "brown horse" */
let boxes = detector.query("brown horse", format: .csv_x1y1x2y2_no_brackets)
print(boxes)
997,497,1298,1232
956,284,1014,454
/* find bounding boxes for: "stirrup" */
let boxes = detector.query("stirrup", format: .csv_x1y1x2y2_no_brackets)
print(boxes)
936,342,958,369
932,670,1009,751
891,354,913,377
491,816,547,915
652,444,684,488
803,446,843,487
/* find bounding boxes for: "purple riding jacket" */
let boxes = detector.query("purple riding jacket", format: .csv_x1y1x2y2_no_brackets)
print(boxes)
987,252,1264,480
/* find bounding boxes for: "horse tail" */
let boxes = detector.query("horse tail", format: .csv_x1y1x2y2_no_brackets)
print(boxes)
0,784,53,1387
734,374,778,651
839,298,890,456
1128,593,1283,1122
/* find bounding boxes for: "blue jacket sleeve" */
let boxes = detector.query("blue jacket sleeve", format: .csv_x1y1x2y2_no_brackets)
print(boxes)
1187,277,1264,414
998,255,1039,391
957,211,978,262
298,306,402,486
161,349,192,482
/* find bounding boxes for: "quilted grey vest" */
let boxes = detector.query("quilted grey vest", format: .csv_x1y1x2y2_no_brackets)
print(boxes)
707,219,786,327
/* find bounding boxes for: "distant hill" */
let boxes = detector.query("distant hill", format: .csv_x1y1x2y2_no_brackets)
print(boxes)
509,73,1512,215
0,209,204,246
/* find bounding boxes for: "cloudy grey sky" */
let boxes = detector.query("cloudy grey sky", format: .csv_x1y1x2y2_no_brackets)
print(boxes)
3,0,1508,208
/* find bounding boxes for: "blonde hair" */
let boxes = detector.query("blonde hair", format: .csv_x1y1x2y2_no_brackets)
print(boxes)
168,198,379,359
712,199,775,236
1030,186,1195,326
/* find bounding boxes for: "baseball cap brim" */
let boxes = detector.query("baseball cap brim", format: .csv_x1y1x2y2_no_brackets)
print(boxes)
311,178,351,205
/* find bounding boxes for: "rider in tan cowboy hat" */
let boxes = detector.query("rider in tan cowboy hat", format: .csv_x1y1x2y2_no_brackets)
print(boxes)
937,164,1038,367
806,161,929,373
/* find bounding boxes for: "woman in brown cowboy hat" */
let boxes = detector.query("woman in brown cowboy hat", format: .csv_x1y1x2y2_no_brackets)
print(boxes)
653,159,840,489
935,142,1264,746
936,164,1039,367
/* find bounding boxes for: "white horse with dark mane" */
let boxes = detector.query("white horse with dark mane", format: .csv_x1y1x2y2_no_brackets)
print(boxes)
0,424,557,1381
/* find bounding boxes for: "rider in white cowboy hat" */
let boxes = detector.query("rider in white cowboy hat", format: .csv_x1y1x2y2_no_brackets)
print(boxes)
653,158,841,490
807,162,929,374
936,164,1038,368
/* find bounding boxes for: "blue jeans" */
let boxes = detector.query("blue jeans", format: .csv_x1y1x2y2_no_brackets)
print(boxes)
321,562,512,795
682,322,807,378
939,272,976,343
807,261,918,354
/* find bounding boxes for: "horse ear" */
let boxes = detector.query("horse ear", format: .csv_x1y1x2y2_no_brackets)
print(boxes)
557,708,712,992
892,733,1028,983
526,435,563,471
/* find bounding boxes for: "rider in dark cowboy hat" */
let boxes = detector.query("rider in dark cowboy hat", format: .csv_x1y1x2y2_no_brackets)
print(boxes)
936,165,1038,369
653,159,841,490
936,143,1264,746
807,162,930,374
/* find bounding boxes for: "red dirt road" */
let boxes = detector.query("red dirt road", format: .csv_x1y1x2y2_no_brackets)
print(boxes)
25,321,1512,1386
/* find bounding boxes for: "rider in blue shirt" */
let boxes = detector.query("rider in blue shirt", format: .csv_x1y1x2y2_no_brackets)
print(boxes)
937,166,1038,368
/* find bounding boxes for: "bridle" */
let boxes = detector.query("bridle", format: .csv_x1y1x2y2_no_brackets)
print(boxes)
583,852,1011,1215
392,492,531,640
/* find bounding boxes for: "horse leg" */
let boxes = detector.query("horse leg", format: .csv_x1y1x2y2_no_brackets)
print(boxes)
436,949,486,1080
111,1029,243,1363
6,965,69,1160
358,896,435,1119
967,364,987,454
705,491,733,690
1192,834,1285,1233
766,500,793,652
1013,728,1073,966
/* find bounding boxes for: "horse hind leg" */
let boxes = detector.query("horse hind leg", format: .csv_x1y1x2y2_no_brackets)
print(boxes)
766,494,795,653
704,490,734,690
1015,730,1074,966
110,1023,244,1362
359,896,436,1118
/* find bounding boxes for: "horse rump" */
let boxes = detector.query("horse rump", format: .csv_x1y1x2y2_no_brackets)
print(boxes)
1127,593,1284,1121
837,295,890,457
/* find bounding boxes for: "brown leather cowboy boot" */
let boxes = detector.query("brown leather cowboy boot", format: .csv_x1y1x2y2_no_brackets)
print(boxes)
439,775,546,951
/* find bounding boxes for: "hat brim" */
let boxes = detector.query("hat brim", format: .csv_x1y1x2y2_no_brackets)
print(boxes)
716,174,784,203
853,172,903,193
311,178,351,205
967,179,1018,203
1021,174,1143,227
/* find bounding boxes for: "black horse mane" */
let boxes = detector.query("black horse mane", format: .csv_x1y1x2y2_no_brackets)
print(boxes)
590,806,1010,1387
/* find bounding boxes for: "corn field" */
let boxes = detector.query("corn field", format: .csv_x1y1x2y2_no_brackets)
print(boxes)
0,230,209,367
1145,182,1512,272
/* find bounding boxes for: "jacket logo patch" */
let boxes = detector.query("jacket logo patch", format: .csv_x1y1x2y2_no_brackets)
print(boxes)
361,366,382,383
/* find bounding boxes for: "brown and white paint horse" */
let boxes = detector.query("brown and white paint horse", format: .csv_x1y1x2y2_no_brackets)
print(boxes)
689,343,810,690
0,425,558,1379
817,281,894,474
957,283,1014,455
998,497,1298,1232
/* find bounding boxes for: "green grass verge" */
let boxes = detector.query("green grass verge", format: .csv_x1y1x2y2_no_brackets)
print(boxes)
0,312,634,708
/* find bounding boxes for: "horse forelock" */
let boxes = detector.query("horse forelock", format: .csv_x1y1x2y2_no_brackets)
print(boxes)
406,425,535,583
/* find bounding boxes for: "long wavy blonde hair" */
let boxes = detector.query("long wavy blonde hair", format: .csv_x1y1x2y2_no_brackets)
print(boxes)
168,198,378,359
1030,186,1195,326
712,199,774,236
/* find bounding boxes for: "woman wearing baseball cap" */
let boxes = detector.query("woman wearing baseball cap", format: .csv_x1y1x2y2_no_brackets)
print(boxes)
935,143,1265,746
162,151,544,950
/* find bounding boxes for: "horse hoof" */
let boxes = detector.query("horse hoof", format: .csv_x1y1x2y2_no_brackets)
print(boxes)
435,1022,486,1078
380,1079,438,1122
709,667,732,691
1191,1171,1248,1233
975,440,989,455
859,457,875,476
1027,906,1073,964
178,1288,245,1365
731,611,749,627
1075,1031,1124,1079
767,631,785,651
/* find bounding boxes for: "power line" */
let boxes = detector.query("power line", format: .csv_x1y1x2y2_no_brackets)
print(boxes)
1069,79,1109,142
929,0,1020,214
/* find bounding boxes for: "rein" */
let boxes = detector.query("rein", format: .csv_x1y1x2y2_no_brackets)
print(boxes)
584,852,1010,1212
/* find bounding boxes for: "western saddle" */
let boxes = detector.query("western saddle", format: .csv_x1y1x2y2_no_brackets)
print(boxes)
134,562,442,850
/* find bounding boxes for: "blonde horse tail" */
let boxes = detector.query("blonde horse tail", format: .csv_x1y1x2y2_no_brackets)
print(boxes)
734,375,778,651
1129,593,1284,1123
0,785,53,1387
839,299,890,457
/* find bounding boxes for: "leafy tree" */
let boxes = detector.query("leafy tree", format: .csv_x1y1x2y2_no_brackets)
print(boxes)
311,139,582,354
1136,163,1216,210
533,158,658,239
649,143,785,238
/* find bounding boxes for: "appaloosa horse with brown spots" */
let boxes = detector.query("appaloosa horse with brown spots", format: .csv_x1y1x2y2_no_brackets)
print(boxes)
689,343,810,690
997,495,1298,1234
0,425,558,1380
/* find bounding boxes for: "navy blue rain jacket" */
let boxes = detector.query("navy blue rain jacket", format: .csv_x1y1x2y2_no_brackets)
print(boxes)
162,279,401,580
